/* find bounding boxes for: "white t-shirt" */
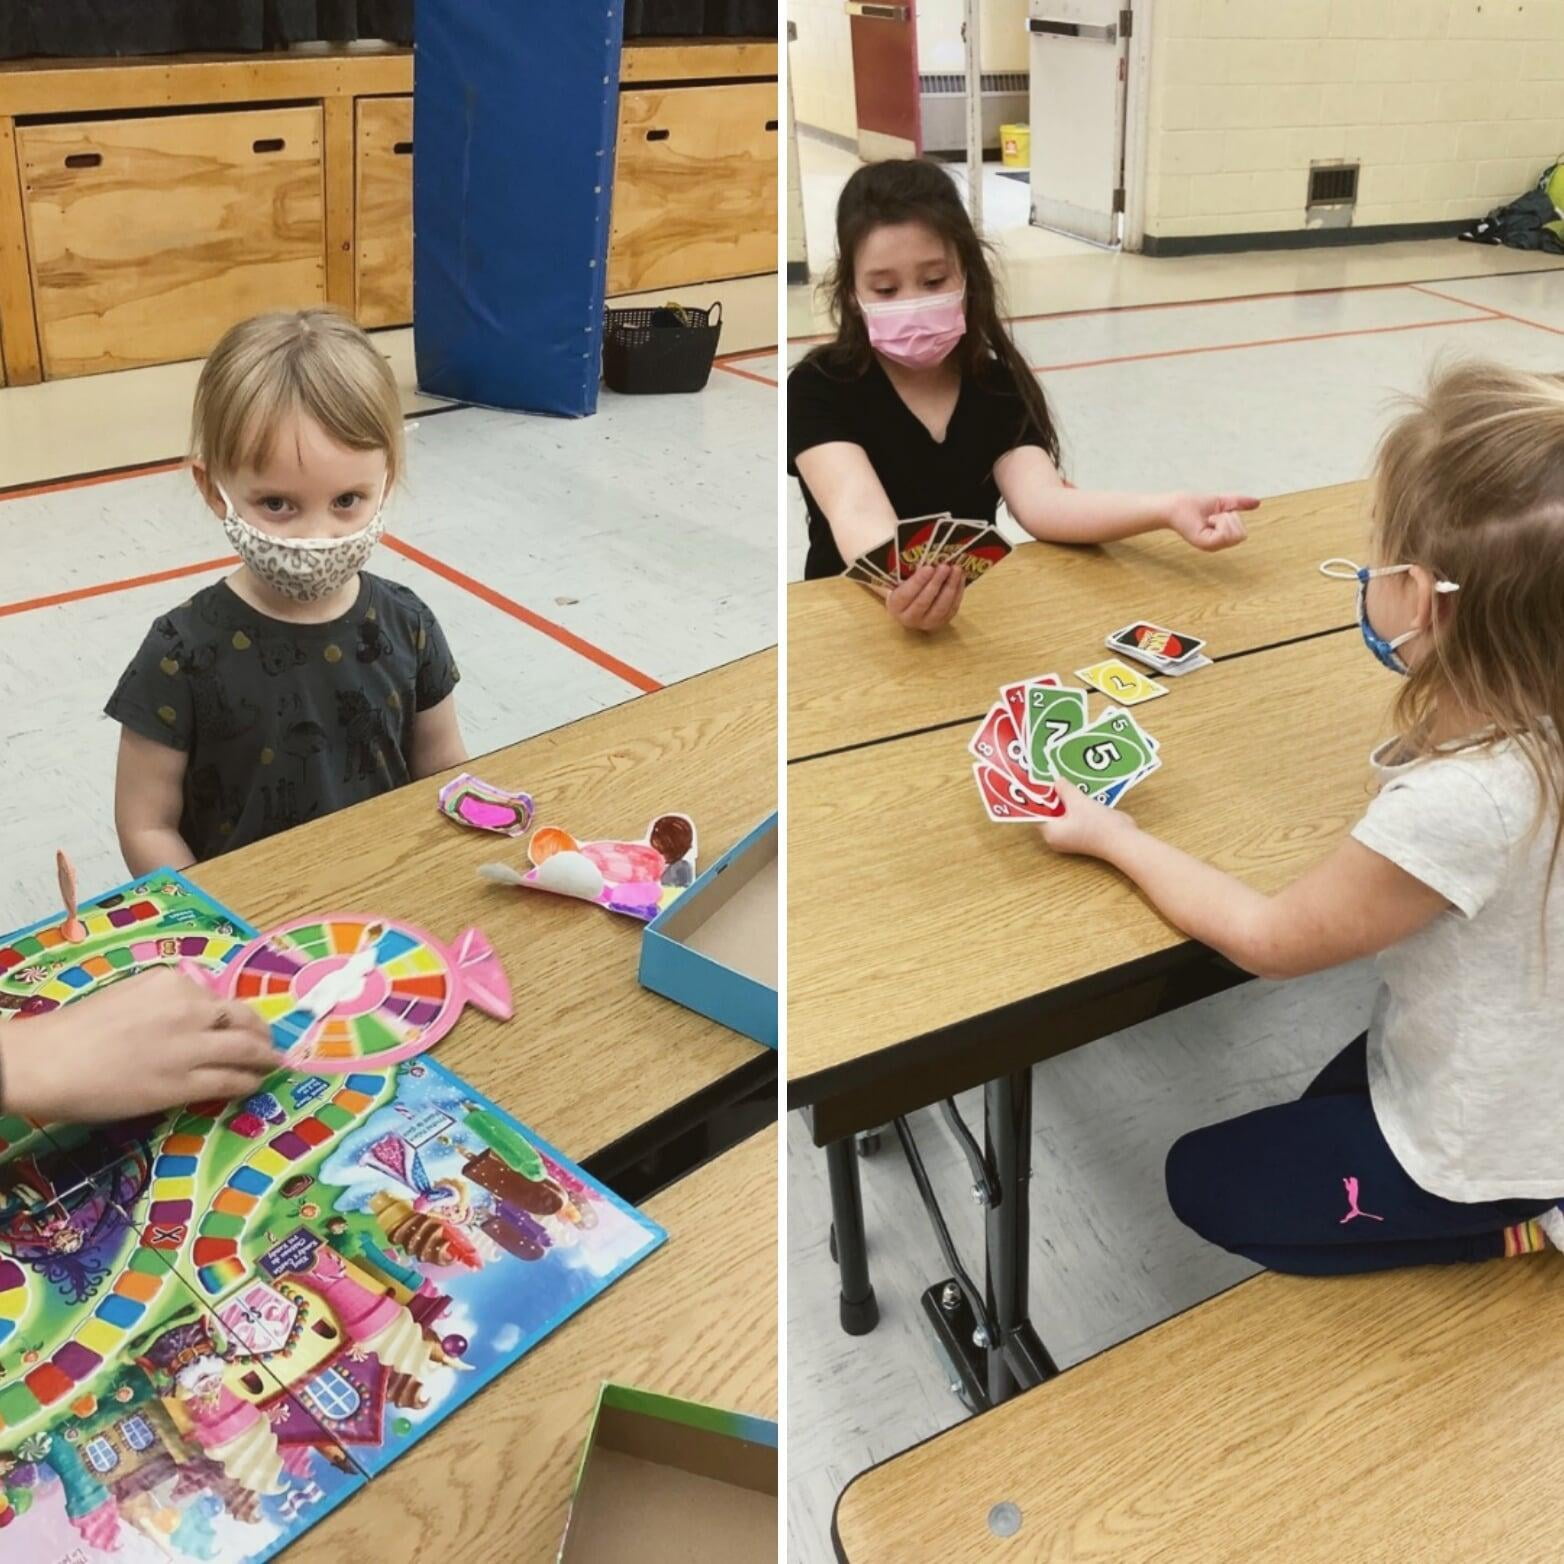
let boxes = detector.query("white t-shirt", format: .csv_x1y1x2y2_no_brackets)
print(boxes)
1352,736,1564,1204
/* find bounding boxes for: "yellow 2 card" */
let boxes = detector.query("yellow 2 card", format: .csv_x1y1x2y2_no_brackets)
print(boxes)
1074,658,1166,706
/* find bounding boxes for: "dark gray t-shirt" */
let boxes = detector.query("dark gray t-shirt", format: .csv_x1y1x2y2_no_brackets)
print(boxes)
106,572,459,862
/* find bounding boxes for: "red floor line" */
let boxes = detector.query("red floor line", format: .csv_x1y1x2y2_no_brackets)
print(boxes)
788,264,1564,345
1409,281,1563,337
715,344,782,364
1029,311,1491,375
714,361,779,388
0,457,187,503
382,534,663,694
0,555,237,618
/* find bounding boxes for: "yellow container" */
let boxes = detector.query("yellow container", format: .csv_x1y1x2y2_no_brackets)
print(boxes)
1000,123,1030,169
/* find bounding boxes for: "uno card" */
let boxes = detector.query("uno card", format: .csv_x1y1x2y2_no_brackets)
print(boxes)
1025,684,1088,782
1075,657,1166,706
1000,673,1060,736
895,513,951,577
1106,621,1205,672
1047,708,1156,800
855,536,902,582
956,527,1014,584
845,557,896,590
938,520,987,565
973,763,1064,823
968,701,1031,788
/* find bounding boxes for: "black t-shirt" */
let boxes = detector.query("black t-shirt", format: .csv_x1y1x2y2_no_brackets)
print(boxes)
786,352,1051,579
106,572,459,862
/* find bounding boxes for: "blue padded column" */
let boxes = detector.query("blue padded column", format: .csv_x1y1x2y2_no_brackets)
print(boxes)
414,0,625,417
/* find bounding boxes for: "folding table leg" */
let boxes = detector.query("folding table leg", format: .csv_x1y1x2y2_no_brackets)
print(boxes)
825,1136,879,1335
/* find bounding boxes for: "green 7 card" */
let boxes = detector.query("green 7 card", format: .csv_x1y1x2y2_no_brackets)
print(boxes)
1047,709,1154,798
1025,686,1087,783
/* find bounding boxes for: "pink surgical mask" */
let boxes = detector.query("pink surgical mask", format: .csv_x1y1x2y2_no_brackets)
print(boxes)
858,288,966,368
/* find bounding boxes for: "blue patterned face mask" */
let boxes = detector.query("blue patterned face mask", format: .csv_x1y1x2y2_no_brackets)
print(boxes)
1319,558,1460,676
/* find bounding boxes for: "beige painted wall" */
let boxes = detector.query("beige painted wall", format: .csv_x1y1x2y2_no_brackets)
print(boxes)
790,0,857,141
1144,0,1564,242
790,0,1029,142
917,0,1030,75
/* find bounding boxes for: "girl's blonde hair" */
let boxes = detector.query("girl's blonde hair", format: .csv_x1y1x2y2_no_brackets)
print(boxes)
191,308,404,487
1374,359,1564,873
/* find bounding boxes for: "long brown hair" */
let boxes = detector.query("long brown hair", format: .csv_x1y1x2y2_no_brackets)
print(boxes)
801,158,1060,464
1374,360,1564,886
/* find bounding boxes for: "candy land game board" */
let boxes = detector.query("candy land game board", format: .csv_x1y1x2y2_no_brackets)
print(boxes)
0,871,665,1561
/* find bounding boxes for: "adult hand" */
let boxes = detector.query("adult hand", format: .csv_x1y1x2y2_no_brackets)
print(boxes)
885,563,965,631
1,965,277,1121
1036,787,1140,861
1165,492,1258,552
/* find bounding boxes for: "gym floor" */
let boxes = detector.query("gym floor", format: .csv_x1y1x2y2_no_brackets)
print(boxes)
0,327,778,931
784,133,1564,1563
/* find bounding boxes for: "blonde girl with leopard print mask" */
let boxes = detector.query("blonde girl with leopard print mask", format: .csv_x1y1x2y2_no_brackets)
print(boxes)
107,308,468,874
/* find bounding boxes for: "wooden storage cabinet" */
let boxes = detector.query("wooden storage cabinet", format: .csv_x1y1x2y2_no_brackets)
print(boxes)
607,81,777,296
354,94,412,328
17,105,326,377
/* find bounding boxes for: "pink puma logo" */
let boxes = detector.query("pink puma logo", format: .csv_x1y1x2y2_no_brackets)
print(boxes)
1339,1176,1383,1224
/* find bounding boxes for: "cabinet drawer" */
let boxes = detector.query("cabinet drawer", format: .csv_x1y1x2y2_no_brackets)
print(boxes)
355,95,413,329
18,106,326,378
608,81,778,296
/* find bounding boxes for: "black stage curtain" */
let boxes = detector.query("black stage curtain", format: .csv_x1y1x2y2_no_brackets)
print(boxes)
0,1,415,60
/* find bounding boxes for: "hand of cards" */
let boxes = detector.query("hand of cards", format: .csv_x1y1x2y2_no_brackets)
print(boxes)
969,673,1161,824
843,512,1014,590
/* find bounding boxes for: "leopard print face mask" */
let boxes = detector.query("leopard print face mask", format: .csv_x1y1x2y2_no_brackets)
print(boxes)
216,481,387,603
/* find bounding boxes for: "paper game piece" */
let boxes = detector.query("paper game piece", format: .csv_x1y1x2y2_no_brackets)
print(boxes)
481,814,698,923
438,773,536,837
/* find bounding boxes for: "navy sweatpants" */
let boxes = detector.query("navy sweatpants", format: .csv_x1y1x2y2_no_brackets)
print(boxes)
1164,1034,1558,1275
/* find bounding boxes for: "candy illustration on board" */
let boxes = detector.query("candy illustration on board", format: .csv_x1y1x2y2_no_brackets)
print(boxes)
437,773,535,837
183,914,513,1072
478,813,697,923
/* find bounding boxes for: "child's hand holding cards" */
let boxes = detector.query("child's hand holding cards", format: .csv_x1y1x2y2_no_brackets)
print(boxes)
970,672,1161,824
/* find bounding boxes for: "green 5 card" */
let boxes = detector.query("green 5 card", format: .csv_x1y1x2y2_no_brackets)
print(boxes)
1048,710,1153,797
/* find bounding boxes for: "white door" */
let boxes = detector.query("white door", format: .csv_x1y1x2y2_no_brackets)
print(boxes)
1026,0,1128,246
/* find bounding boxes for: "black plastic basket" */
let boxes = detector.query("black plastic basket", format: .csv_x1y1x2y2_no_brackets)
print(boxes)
602,301,723,394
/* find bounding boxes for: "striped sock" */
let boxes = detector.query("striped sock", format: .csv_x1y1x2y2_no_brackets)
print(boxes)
1502,1219,1548,1257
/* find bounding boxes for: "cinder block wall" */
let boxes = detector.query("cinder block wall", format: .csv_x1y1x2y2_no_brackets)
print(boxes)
1145,0,1564,243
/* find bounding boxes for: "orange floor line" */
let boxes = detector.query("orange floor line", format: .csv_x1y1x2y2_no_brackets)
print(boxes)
381,534,663,694
714,361,779,388
0,556,237,618
1031,311,1490,374
1408,282,1563,337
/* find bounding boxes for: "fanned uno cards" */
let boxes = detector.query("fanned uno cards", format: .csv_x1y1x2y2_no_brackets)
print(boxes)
842,513,1014,590
1105,621,1210,677
971,674,1161,822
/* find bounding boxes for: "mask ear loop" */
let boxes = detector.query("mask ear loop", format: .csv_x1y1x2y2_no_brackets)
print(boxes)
1319,558,1361,580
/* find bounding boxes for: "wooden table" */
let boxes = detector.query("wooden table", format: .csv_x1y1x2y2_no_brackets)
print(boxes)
290,1128,775,1563
197,648,776,1183
833,1250,1563,1561
788,480,1368,760
789,629,1391,1407
789,633,1386,1122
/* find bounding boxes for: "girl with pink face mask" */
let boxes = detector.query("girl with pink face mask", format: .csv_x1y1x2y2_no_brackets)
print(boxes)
788,160,1257,631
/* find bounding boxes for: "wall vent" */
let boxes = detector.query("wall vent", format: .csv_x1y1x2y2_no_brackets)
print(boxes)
1308,162,1359,207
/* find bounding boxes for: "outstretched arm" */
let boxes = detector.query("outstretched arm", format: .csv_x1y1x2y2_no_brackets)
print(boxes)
994,446,1256,553
1036,791,1449,980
